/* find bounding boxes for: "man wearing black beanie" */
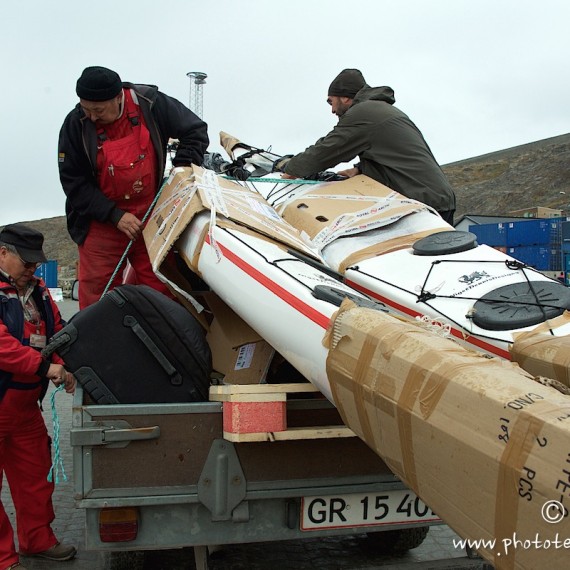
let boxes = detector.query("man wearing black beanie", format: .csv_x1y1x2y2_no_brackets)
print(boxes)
276,68,456,224
58,66,209,308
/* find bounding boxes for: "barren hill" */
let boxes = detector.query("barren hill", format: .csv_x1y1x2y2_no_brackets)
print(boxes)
443,132,570,219
3,132,570,282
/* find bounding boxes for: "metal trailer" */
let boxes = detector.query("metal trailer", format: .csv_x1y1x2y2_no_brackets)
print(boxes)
71,384,444,570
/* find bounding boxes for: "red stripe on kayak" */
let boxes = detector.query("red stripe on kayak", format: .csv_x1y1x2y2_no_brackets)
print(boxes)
346,279,512,360
208,236,330,329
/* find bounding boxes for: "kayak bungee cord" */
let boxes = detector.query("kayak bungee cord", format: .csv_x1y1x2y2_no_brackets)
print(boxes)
348,257,561,345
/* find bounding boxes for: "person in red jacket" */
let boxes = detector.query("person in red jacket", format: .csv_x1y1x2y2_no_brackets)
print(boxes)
58,66,209,309
0,224,76,570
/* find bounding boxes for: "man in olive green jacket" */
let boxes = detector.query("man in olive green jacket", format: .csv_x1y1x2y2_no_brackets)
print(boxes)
277,69,456,224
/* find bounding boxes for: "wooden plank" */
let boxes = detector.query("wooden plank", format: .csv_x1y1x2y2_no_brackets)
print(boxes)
209,383,318,398
223,425,356,443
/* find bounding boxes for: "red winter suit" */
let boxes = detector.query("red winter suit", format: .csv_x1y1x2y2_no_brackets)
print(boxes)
0,274,66,568
58,83,209,308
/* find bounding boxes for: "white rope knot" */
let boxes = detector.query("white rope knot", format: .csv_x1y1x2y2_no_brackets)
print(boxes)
415,314,452,338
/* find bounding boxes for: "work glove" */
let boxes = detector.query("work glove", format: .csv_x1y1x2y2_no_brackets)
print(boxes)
273,155,293,172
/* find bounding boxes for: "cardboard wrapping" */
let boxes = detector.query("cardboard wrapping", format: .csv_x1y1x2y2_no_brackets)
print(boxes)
336,227,449,273
278,175,432,249
325,300,570,570
144,166,319,273
510,312,570,387
277,175,449,270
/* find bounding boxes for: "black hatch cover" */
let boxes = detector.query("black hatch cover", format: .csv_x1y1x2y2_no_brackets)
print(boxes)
471,281,570,331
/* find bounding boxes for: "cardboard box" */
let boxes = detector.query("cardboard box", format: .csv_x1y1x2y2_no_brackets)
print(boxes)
204,293,274,384
324,300,570,570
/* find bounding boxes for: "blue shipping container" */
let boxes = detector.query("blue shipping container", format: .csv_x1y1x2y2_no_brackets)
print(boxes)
508,246,561,271
469,223,507,247
506,219,563,247
35,259,58,288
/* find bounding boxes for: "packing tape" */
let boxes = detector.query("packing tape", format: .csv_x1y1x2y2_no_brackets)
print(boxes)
494,410,546,570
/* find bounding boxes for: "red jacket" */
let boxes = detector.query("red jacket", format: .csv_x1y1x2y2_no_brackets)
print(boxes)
0,276,65,400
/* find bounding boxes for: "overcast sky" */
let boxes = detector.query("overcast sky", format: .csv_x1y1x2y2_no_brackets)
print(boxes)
1,0,569,227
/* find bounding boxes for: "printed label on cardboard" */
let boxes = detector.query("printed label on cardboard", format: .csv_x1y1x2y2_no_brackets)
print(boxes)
235,343,256,370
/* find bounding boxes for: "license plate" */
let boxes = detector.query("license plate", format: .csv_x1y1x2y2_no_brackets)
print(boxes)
301,489,440,531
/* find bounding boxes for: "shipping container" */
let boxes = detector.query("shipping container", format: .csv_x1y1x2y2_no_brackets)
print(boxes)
508,245,561,271
468,223,507,246
35,259,58,288
506,218,563,247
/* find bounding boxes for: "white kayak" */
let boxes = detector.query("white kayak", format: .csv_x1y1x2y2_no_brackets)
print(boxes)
142,165,570,570
213,133,570,384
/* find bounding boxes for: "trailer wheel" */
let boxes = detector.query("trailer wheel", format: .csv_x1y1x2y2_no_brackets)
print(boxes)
366,526,429,553
106,551,145,570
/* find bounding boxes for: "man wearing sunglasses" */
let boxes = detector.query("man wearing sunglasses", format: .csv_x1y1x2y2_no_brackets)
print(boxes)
0,223,76,570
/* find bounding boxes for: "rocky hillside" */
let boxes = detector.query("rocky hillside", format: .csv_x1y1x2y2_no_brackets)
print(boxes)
3,132,570,285
443,132,570,219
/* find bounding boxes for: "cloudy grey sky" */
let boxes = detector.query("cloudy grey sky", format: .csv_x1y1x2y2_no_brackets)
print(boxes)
1,0,569,227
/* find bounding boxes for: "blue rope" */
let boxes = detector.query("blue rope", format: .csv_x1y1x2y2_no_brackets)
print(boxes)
48,384,67,484
222,176,321,185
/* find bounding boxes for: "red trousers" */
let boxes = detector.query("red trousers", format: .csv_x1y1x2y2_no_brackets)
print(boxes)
0,389,57,568
78,220,173,309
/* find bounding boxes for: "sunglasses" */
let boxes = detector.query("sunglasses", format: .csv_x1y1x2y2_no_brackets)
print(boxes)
15,253,41,270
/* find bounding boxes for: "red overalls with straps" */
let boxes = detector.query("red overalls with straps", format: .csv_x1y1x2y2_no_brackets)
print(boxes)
78,89,172,308
1,307,57,567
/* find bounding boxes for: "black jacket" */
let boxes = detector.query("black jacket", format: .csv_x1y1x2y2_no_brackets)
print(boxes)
58,83,209,244
284,86,455,214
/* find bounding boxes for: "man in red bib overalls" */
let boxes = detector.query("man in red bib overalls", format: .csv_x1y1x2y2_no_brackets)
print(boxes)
58,66,209,309
0,224,76,570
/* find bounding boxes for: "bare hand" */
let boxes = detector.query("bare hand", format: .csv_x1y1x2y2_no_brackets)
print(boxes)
337,167,360,178
47,364,76,394
281,173,297,180
116,212,143,240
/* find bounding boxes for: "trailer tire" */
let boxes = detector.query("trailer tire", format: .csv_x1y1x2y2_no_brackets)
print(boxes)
106,551,145,570
366,526,429,553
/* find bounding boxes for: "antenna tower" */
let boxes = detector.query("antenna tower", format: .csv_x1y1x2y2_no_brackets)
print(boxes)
186,71,207,118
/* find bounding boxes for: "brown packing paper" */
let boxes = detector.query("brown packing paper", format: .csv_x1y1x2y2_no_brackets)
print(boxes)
276,174,449,270
278,175,430,240
510,312,570,387
325,300,570,570
144,166,319,269
337,227,449,273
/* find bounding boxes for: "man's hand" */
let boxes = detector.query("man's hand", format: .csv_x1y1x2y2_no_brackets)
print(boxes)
47,364,77,394
281,173,297,179
337,167,360,178
116,212,143,240
273,155,293,172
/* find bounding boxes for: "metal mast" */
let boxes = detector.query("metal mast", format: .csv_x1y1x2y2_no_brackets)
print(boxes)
186,71,207,118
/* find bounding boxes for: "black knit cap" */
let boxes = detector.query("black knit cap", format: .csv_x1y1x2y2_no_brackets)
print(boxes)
328,68,367,99
76,66,123,101
0,223,47,263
